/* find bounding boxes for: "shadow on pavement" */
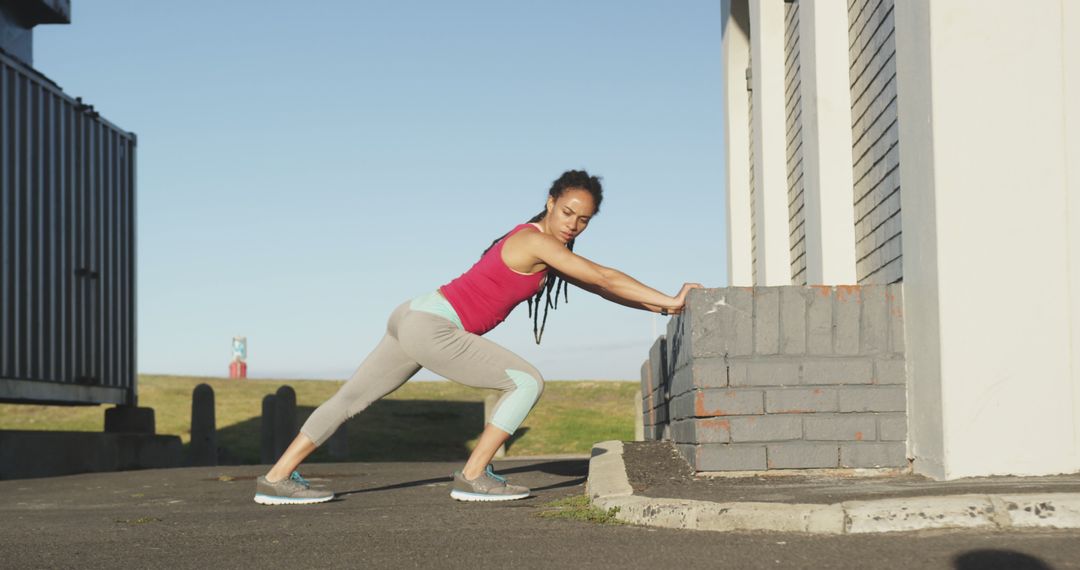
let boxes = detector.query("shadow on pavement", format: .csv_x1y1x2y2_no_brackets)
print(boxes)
953,549,1053,570
335,459,588,497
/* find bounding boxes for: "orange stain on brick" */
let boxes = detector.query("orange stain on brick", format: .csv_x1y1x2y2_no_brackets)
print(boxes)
835,285,861,301
813,389,823,395
855,432,864,441
813,285,832,298
701,419,731,430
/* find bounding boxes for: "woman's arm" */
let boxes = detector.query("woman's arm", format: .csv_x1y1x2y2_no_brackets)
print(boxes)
522,231,701,312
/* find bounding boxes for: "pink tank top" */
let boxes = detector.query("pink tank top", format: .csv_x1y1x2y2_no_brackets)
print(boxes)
439,223,548,335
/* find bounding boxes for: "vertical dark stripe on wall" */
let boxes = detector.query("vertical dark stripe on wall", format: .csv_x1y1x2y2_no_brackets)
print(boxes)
41,88,54,381
91,119,101,386
54,94,66,383
76,101,87,384
0,63,9,379
15,73,26,379
101,129,111,387
29,81,39,380
64,100,76,383
128,139,137,404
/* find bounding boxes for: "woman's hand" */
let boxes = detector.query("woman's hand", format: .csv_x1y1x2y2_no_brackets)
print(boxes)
664,282,704,315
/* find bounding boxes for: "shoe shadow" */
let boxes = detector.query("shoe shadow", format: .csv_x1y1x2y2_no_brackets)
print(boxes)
333,458,589,497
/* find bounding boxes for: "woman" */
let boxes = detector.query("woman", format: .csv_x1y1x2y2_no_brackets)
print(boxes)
254,170,702,504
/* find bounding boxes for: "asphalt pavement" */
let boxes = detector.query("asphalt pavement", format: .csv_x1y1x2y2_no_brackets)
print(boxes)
2,458,1080,569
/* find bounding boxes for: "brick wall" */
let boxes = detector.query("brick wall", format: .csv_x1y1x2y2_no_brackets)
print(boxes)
640,285,907,472
786,0,807,286
849,0,902,285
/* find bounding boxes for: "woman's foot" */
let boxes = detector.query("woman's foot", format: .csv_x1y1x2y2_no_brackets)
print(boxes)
450,464,530,502
254,471,334,505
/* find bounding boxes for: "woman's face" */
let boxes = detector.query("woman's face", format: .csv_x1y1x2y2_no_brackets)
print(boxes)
546,188,596,244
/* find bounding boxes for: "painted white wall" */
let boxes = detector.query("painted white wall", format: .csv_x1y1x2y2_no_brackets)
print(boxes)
723,0,754,287
897,0,1080,479
797,0,857,286
748,0,791,286
1064,0,1080,478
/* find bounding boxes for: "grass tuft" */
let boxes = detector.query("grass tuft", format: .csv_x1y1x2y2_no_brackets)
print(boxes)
536,494,624,525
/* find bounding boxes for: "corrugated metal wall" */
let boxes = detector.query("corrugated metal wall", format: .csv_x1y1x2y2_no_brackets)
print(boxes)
848,0,902,284
785,0,806,286
0,50,137,405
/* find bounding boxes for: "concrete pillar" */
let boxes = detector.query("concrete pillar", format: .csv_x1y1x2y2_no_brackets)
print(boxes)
483,393,506,458
189,383,217,466
104,406,156,434
895,0,1080,479
634,389,645,441
797,0,857,286
272,386,298,462
260,394,276,464
748,0,792,285
723,0,754,286
327,424,349,461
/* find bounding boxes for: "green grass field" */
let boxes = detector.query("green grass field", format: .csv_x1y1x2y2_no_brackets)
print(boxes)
0,375,639,464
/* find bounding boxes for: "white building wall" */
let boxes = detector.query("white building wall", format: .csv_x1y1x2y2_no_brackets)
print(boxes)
749,0,793,286
723,0,754,287
896,0,1080,479
799,0,857,286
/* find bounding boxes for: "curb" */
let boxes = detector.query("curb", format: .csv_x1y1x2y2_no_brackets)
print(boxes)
586,441,1080,534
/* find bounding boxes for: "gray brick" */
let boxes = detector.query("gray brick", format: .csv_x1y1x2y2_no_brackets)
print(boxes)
834,286,861,355
668,366,691,399
668,392,689,419
765,387,839,413
888,284,905,354
780,288,807,355
860,286,888,354
699,418,733,443
807,286,833,355
675,443,695,464
803,359,873,385
874,358,906,385
879,414,907,441
695,389,765,417
693,443,767,471
838,387,906,412
840,442,907,468
767,443,840,469
655,403,669,424
666,316,689,374
670,419,694,443
649,336,668,395
640,359,652,396
804,415,877,441
729,360,801,386
660,422,671,441
727,287,755,356
684,288,755,358
692,358,729,389
754,287,781,355
730,415,802,442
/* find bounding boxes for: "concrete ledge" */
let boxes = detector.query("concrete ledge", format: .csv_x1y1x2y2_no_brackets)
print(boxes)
587,440,1080,534
0,430,183,480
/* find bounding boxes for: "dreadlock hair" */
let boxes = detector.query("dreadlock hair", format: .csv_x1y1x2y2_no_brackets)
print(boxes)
480,170,604,344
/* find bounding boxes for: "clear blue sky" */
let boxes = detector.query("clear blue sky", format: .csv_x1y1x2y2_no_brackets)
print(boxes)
35,0,730,381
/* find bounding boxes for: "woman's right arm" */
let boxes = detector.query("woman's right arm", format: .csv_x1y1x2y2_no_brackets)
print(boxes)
524,232,701,313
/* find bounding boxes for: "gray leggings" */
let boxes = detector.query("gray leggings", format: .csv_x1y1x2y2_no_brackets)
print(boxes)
300,297,546,446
